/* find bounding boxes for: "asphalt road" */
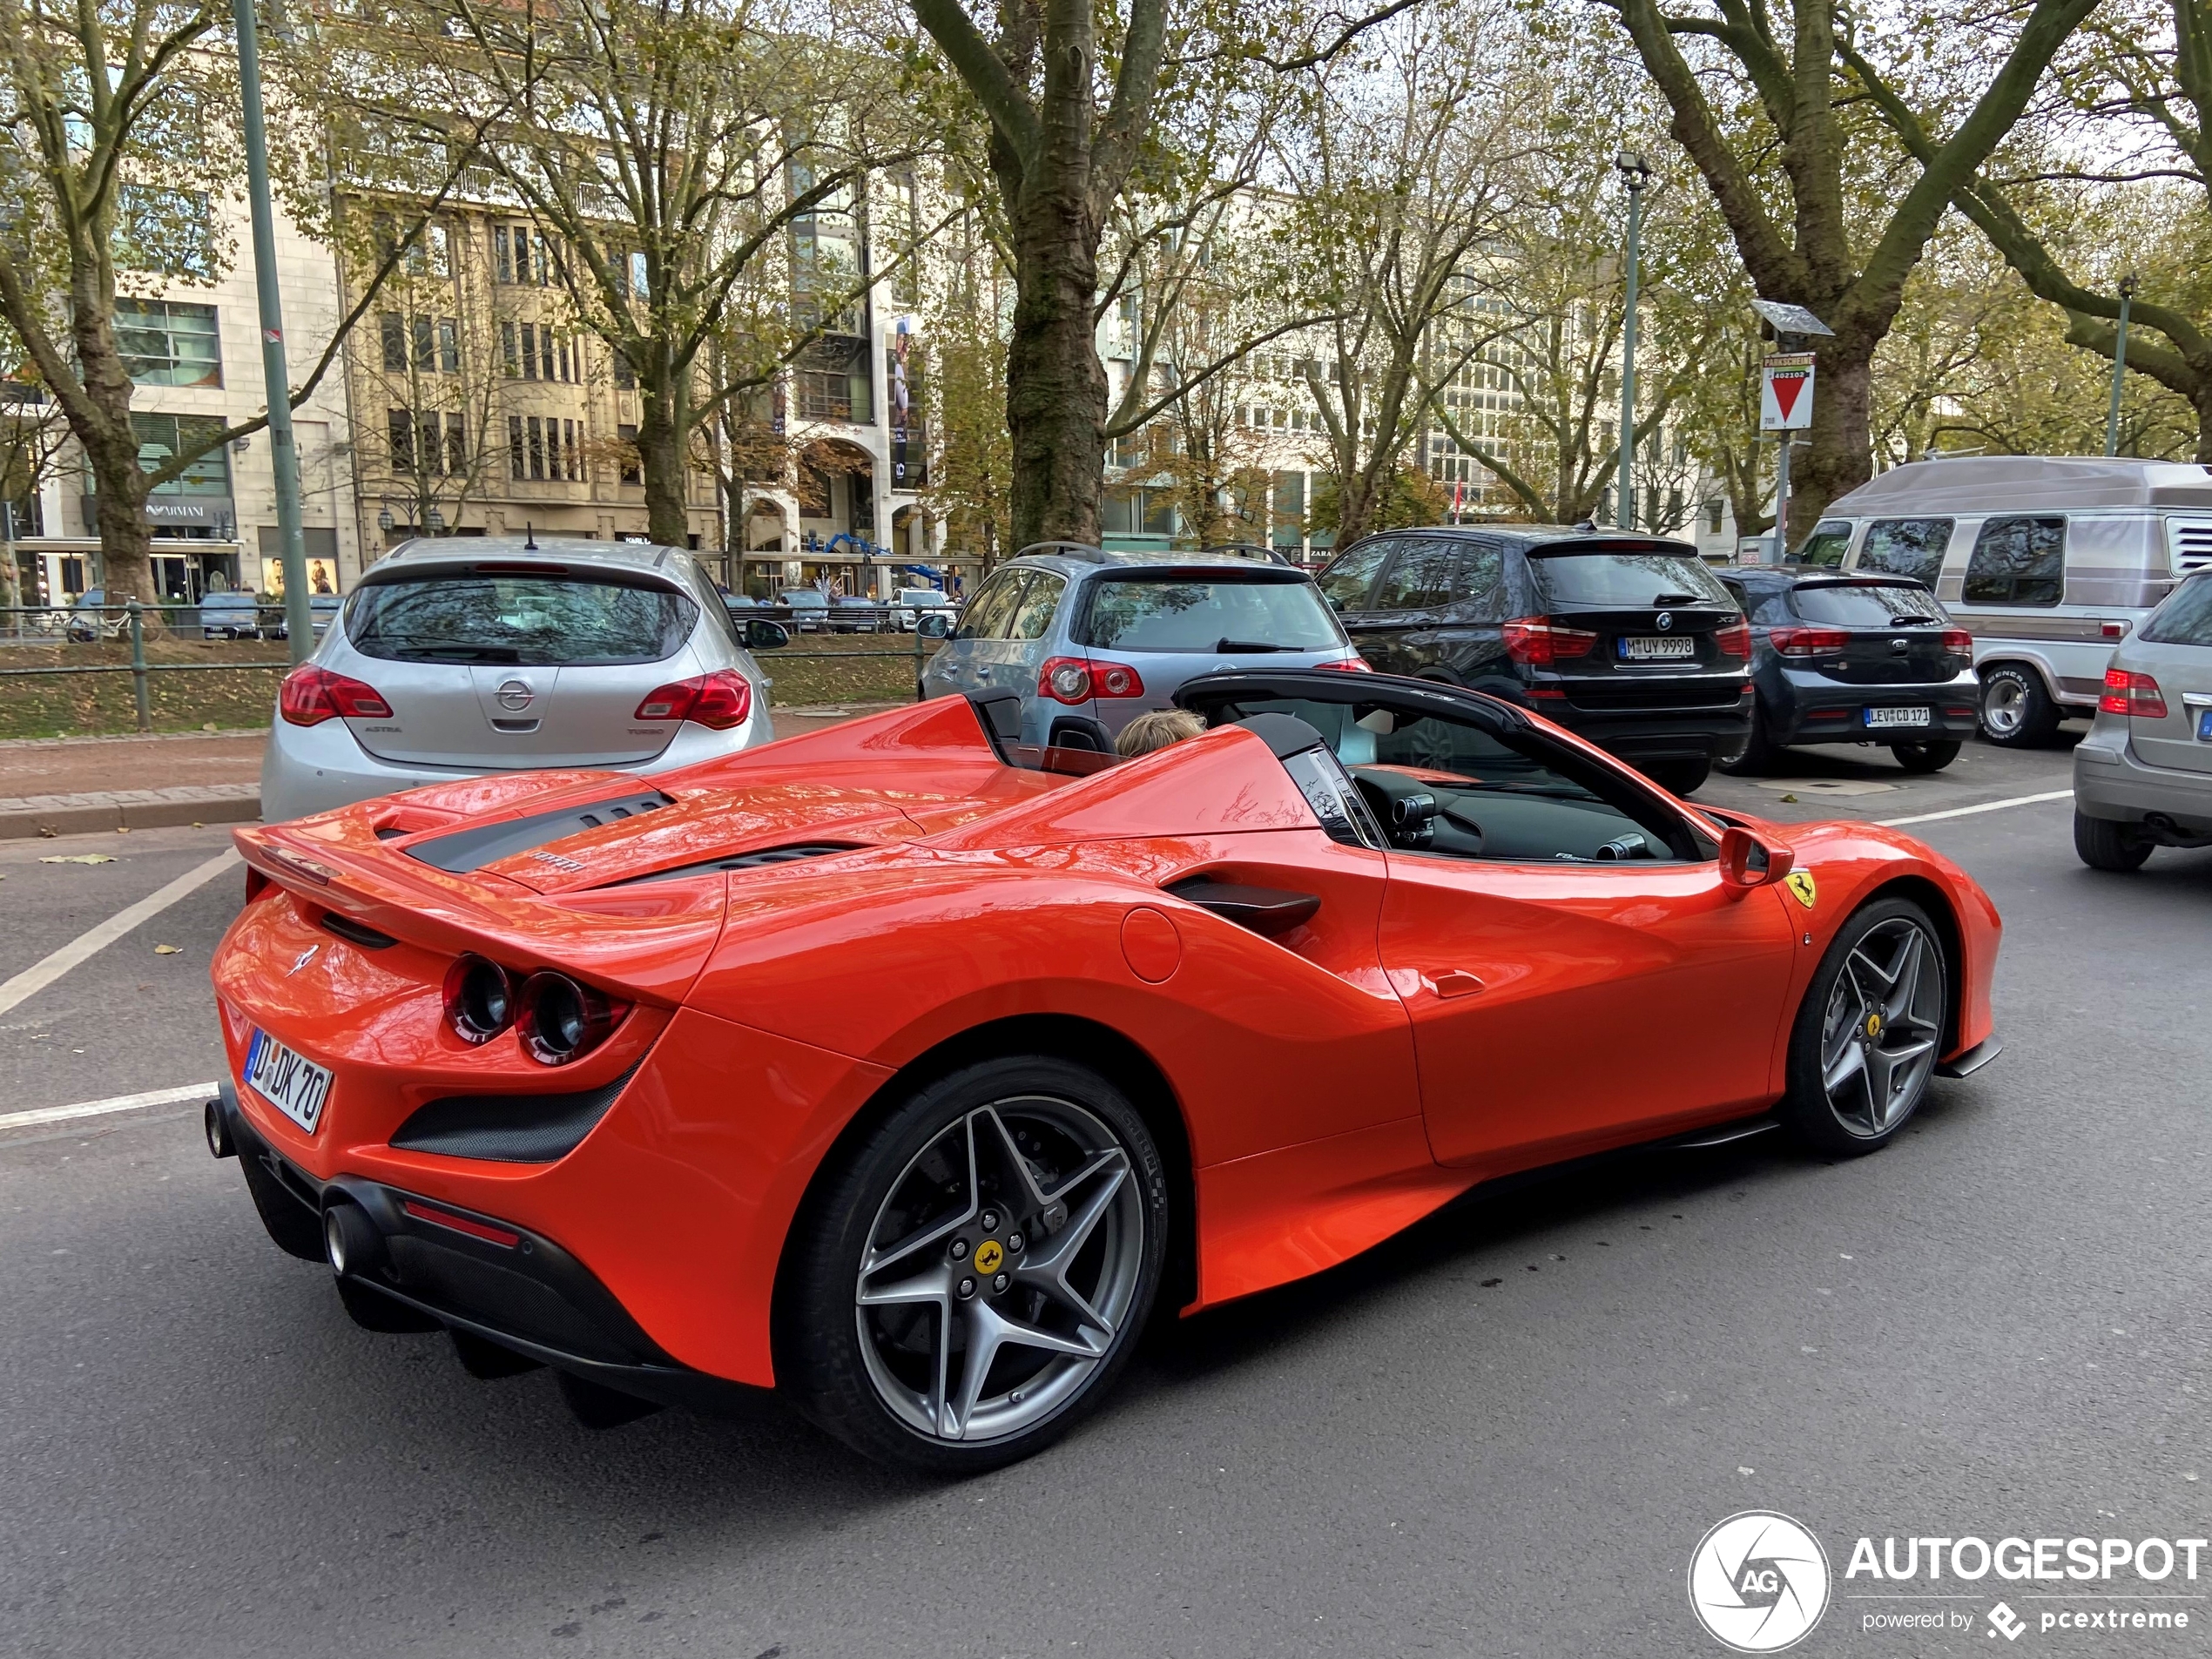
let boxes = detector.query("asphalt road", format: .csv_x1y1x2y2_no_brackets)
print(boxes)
3,737,2208,1659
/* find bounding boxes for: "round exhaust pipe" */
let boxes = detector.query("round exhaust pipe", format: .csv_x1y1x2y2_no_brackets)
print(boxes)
322,1202,386,1278
203,1097,235,1159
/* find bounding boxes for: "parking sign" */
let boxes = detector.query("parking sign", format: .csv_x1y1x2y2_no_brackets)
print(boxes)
1760,353,1816,430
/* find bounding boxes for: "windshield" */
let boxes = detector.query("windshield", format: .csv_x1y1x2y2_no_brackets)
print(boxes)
1530,547,1734,608
1791,583,1947,626
2142,575,2212,646
1078,575,1345,652
347,576,697,665
780,590,828,608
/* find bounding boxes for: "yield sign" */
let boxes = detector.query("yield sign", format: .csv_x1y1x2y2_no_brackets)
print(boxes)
1760,353,1817,430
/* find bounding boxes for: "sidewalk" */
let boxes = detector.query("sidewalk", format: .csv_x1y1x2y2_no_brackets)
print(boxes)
0,706,899,839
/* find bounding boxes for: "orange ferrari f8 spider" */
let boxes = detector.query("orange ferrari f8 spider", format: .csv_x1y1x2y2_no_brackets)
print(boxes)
206,671,2001,1471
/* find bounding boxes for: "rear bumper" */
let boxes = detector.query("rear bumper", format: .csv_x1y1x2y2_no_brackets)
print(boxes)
1764,671,1981,745
211,1081,759,1414
1540,687,1755,759
2074,721,2212,832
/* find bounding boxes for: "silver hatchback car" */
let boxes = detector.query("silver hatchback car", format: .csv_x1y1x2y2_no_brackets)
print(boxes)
2072,570,2212,868
919,545,1365,749
261,536,783,821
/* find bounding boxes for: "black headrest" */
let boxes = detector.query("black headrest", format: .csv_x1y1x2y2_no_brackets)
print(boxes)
1234,711,1328,759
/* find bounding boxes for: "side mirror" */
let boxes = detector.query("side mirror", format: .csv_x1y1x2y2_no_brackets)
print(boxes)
1719,825,1796,890
743,618,789,651
916,613,952,639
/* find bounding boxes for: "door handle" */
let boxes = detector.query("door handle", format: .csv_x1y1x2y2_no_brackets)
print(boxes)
1426,970,1486,998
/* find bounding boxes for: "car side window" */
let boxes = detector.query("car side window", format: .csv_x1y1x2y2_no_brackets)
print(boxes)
1795,521,1852,567
1315,540,1393,611
1963,516,2066,606
1369,539,1462,611
1753,588,1795,625
956,571,1028,639
1006,571,1067,640
1457,542,1506,618
1859,518,1952,586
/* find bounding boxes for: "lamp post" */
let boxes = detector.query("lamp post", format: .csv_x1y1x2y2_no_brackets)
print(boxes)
2105,274,2137,458
1615,152,1654,529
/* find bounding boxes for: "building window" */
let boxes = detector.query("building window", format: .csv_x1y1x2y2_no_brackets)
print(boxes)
539,327,556,381
612,345,635,390
412,314,436,370
388,408,416,474
501,321,520,377
519,323,538,381
508,415,525,480
116,187,214,279
380,313,407,373
562,419,581,481
617,422,641,484
445,412,468,476
526,415,546,481
117,300,221,388
132,412,229,497
494,225,514,284
438,319,460,374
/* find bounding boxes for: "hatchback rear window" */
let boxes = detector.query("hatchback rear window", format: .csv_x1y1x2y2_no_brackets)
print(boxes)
1790,583,1947,627
347,575,698,665
1530,547,1733,608
2142,575,2212,646
1078,575,1345,652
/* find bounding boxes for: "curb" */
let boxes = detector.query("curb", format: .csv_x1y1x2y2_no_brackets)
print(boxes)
0,790,260,840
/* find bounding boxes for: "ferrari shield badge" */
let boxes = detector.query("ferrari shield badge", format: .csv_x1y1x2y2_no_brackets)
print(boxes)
1784,870,1818,909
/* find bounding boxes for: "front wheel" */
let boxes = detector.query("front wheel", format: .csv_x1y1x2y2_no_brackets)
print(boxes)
1779,898,1949,1157
1979,664,2060,747
2074,810,2155,872
1891,739,1961,773
777,1056,1169,1474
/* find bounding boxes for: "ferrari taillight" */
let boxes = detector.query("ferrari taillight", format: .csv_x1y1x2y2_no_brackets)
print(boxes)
633,669,752,729
516,971,624,1066
280,664,392,725
1768,626,1851,658
1501,617,1598,665
443,954,515,1046
2100,668,2167,718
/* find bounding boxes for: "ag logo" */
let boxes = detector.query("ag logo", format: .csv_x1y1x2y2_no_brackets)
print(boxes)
1689,1511,1831,1652
1784,870,1817,910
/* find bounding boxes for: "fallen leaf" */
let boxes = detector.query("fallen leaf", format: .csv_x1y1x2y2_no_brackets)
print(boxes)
1779,792,1799,803
153,944,182,955
39,853,116,865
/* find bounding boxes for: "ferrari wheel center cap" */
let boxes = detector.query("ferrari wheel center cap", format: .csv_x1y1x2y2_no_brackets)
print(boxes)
973,1239,1005,1275
1865,1013,1882,1038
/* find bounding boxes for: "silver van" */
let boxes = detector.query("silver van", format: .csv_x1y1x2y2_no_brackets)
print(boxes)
1794,457,2212,745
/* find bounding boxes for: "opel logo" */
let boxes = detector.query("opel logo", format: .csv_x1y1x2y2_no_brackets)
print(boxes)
496,678,535,711
1656,611,1674,631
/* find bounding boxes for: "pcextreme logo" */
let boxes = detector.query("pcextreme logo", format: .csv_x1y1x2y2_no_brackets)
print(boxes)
1689,1511,1832,1652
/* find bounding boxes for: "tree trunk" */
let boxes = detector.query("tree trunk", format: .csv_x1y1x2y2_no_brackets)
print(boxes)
1005,183,1107,550
2195,382,2212,464
637,378,691,548
70,276,154,604
1787,341,1877,546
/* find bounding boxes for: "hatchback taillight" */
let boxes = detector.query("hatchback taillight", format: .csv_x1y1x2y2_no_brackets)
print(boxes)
1501,617,1599,665
633,669,752,729
1768,626,1851,658
1316,656,1375,672
280,664,392,725
1941,628,1974,657
2100,668,2168,718
1037,657,1145,704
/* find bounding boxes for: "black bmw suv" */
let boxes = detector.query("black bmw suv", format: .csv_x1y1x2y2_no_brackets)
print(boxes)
1313,526,1751,794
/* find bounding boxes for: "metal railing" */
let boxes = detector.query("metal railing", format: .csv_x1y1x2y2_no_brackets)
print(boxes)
0,604,289,732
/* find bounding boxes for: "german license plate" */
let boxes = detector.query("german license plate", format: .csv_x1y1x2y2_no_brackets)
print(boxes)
2197,709,2212,740
243,1028,333,1136
1618,636,1696,661
1864,705,1932,729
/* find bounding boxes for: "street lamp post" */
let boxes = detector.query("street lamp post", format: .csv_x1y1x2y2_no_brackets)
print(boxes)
2105,275,2137,458
233,0,313,664
1615,152,1653,529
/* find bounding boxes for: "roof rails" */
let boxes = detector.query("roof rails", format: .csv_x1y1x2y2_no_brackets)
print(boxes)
1196,543,1293,565
1013,541,1112,563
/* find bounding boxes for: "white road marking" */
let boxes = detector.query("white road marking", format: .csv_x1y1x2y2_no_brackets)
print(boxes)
1878,789,2074,828
0,1082,218,1131
0,849,239,1020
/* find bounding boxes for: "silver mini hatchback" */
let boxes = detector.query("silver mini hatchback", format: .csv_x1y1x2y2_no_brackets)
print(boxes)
261,536,782,821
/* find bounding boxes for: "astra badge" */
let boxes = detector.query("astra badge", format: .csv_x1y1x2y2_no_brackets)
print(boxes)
1784,870,1817,910
1689,1511,1831,1652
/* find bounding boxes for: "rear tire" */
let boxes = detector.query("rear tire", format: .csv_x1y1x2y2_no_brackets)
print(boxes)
2073,809,2155,872
777,1055,1169,1474
1716,712,1776,776
1890,739,1961,773
1978,664,2060,747
1642,757,1710,796
1780,898,1949,1157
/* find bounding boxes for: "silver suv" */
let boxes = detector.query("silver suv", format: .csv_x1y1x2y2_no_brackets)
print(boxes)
919,545,1366,749
261,536,780,821
2073,570,2212,868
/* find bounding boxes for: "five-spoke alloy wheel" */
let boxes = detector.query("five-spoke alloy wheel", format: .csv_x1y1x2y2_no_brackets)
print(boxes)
779,1056,1168,1474
1782,898,1949,1154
